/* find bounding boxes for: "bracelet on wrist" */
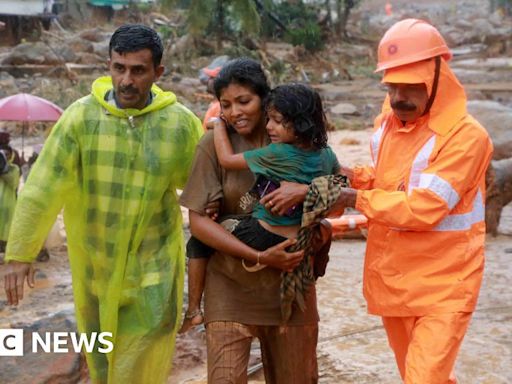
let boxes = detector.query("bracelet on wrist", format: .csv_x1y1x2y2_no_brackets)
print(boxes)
242,251,267,272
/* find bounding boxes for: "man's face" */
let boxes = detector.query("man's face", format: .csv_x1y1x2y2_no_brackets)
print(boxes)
385,82,429,123
108,49,164,109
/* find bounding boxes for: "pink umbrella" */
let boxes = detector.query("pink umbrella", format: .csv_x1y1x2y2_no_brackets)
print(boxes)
0,93,63,162
0,93,63,121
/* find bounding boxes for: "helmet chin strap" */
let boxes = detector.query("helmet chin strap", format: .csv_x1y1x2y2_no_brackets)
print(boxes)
422,56,441,116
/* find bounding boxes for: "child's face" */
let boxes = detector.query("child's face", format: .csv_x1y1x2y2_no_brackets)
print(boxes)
266,107,296,144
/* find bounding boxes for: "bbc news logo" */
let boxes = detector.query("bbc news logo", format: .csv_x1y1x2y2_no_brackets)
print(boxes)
0,329,24,356
0,329,113,356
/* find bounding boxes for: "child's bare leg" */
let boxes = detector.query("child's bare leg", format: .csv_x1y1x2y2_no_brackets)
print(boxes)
179,257,207,333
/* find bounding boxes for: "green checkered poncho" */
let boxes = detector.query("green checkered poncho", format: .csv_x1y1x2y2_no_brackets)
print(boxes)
5,77,203,383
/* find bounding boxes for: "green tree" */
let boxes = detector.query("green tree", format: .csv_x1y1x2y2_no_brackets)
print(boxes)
162,0,261,49
334,0,359,38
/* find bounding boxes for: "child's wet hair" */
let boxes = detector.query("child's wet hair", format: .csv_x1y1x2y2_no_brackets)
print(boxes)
265,83,328,149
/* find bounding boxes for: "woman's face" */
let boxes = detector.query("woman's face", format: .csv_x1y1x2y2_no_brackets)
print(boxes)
219,83,265,137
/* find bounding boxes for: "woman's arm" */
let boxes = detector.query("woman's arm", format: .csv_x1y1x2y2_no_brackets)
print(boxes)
213,119,248,170
189,210,304,272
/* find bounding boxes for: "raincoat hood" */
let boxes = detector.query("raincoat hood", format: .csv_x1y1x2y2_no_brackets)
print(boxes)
381,57,467,136
91,76,177,117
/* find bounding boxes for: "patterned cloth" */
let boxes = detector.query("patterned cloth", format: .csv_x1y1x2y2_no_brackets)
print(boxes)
281,174,349,322
244,142,340,226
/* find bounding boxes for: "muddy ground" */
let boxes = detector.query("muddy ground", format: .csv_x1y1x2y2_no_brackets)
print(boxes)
170,130,512,384
0,131,511,384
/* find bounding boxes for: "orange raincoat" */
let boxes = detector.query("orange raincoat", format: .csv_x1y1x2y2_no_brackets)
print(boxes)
353,58,493,317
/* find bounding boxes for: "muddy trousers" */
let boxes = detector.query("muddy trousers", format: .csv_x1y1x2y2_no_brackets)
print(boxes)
382,312,473,384
206,321,318,384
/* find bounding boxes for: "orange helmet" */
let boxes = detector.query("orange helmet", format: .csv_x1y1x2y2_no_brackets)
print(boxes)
375,19,452,72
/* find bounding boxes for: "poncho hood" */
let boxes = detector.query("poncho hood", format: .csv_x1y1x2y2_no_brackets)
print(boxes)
91,76,177,118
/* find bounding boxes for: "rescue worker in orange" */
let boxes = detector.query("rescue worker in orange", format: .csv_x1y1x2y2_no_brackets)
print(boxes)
329,19,493,383
201,66,222,131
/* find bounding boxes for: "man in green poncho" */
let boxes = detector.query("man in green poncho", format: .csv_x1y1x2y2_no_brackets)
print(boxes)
2,24,203,383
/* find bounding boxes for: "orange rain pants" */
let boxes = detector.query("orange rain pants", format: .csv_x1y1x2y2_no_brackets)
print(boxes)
382,312,472,384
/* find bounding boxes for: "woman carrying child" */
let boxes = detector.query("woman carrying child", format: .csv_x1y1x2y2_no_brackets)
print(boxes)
179,58,339,383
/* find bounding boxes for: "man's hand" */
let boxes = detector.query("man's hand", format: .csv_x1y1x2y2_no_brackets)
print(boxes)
339,165,354,182
204,200,220,221
328,187,358,217
260,181,308,216
4,261,35,306
259,238,304,272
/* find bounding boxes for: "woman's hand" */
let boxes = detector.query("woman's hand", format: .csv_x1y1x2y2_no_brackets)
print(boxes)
339,165,354,182
204,200,220,221
260,181,308,216
259,238,304,272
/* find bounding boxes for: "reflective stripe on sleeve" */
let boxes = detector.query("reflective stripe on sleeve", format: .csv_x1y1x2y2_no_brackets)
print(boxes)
416,173,460,210
433,189,484,231
408,135,436,191
371,123,385,167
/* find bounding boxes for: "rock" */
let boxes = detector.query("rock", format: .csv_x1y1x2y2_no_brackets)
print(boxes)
0,309,86,384
159,76,202,103
52,45,77,63
78,28,109,43
451,44,487,57
169,34,194,58
453,58,512,71
0,71,19,97
329,117,367,131
467,100,512,159
331,103,359,116
67,37,94,54
315,84,349,101
441,26,467,46
451,68,509,85
75,52,104,65
172,76,202,89
486,158,512,236
92,41,110,59
493,142,512,161
1,42,61,65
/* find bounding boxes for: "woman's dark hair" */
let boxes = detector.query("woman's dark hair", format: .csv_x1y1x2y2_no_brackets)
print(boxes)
266,83,328,149
213,57,270,101
109,24,163,68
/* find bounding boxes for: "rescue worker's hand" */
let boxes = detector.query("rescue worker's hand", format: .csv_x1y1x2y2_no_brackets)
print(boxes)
204,200,220,221
328,187,358,217
3,261,35,306
339,165,354,182
260,181,308,216
260,238,304,272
